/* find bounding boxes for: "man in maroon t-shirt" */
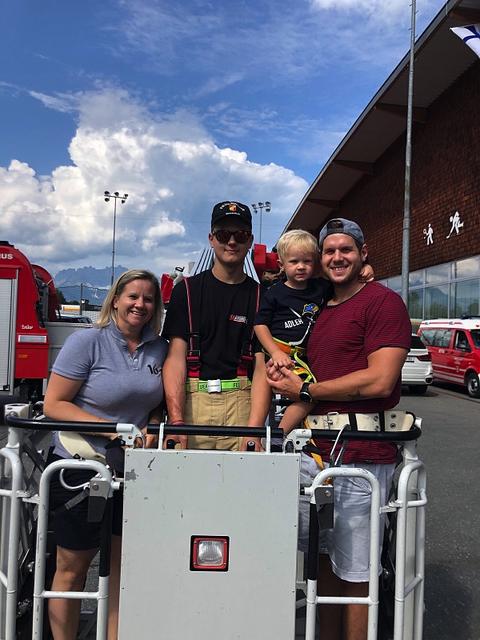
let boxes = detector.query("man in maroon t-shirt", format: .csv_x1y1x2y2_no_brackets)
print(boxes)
267,218,411,640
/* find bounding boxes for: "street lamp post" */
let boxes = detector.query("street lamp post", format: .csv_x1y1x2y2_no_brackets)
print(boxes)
251,201,271,244
401,0,417,306
104,191,128,285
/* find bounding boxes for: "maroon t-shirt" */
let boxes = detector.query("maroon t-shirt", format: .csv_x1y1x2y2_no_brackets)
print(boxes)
308,282,411,464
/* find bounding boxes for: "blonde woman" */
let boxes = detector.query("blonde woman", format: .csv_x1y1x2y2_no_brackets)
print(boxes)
44,269,167,640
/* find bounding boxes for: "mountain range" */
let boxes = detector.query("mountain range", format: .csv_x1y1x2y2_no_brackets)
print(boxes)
54,265,129,287
54,265,129,304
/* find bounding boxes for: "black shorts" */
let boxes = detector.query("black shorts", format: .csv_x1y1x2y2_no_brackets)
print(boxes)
48,454,123,550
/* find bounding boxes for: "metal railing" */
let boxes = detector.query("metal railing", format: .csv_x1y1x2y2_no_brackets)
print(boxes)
1,414,425,640
290,425,426,640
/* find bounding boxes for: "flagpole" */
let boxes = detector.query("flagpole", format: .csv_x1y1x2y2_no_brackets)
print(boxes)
401,0,416,307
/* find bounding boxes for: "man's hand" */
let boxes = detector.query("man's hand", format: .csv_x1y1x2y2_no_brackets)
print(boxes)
266,363,304,400
163,434,188,449
240,436,264,452
163,428,188,450
144,434,159,449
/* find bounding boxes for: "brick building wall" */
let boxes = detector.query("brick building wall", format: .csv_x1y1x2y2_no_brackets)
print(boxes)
332,60,480,280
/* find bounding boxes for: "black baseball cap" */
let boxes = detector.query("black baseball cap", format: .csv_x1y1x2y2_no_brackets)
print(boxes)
211,201,252,230
318,217,365,247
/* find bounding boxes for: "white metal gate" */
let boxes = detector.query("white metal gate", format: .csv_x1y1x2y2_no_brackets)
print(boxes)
1,417,426,640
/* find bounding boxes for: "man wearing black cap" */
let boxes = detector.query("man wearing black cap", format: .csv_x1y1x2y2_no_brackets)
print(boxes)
162,201,269,450
267,217,411,640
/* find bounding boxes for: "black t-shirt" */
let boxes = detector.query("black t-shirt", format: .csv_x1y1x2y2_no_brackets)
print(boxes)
254,278,332,346
162,270,260,379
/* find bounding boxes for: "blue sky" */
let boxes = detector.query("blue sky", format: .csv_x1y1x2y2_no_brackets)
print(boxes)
0,0,445,276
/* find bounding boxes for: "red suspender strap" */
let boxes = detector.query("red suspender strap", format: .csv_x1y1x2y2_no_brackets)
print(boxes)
184,277,194,352
185,277,260,379
184,277,201,378
237,283,261,377
251,283,261,342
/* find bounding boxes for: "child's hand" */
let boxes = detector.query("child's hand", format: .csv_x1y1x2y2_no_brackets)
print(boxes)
270,349,294,370
359,263,374,282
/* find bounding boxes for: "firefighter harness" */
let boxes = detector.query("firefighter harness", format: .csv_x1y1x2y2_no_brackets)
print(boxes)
184,273,261,386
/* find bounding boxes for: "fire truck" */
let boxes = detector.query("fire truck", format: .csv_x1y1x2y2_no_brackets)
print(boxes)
0,241,89,403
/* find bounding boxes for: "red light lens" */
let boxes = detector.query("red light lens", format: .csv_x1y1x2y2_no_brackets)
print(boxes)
190,536,229,571
416,354,431,361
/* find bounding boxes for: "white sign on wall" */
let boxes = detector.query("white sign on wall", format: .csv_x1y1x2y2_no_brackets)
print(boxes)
423,223,434,245
446,211,464,238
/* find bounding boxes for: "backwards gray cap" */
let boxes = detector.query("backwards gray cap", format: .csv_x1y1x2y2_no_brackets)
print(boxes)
318,218,365,247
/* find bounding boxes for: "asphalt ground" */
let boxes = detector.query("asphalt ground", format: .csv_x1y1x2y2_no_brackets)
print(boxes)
1,383,479,639
397,384,480,640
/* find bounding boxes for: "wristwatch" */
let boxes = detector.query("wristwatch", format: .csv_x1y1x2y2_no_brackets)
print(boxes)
299,382,313,403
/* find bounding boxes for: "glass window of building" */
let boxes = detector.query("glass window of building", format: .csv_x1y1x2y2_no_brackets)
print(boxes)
388,275,401,292
425,263,451,284
408,289,423,319
454,255,480,279
409,269,424,286
424,285,448,319
451,280,480,318
384,256,480,320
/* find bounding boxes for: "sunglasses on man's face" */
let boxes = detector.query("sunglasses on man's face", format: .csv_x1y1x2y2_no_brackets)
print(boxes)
212,229,251,244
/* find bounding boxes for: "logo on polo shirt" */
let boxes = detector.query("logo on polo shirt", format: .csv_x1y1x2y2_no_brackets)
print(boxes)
229,314,247,324
147,363,161,375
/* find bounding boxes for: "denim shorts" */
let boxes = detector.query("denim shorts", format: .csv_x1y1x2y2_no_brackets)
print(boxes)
298,453,395,582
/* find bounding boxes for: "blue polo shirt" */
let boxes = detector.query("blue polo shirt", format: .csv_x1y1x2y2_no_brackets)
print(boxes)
50,322,168,458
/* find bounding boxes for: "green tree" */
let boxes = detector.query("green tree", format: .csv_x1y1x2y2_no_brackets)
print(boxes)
56,288,67,304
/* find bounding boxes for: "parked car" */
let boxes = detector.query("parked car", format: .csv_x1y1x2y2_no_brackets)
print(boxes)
418,317,480,398
401,334,433,394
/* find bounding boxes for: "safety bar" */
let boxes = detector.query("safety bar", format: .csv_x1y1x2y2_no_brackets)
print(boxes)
32,459,114,640
159,424,285,438
7,415,421,441
5,416,284,440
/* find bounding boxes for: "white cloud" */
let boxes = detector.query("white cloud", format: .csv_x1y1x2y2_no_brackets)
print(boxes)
194,72,246,98
28,90,77,114
141,218,186,252
0,88,307,275
310,0,412,21
110,0,443,90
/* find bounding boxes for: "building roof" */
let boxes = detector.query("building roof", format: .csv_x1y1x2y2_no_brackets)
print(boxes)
284,0,480,233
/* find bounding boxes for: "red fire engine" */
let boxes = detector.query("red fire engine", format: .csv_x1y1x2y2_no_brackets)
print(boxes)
0,241,87,402
252,243,279,281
